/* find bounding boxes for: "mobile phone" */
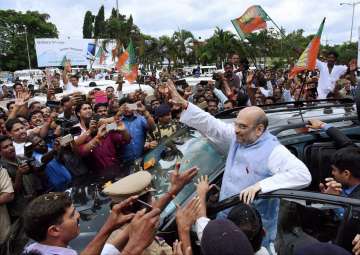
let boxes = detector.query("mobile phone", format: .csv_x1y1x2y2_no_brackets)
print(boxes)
46,100,61,108
127,103,138,111
24,142,33,158
60,134,73,146
106,123,117,132
134,199,153,212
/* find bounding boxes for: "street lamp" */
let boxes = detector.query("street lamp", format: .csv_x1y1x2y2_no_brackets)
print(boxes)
340,1,360,42
23,25,32,70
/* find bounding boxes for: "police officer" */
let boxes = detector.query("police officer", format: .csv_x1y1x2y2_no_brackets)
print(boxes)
149,104,178,143
103,164,198,255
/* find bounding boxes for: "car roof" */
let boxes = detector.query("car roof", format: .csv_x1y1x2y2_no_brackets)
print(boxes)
216,99,358,137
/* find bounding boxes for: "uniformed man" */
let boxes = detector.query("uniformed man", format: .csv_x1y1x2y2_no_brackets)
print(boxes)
103,164,198,255
149,104,178,143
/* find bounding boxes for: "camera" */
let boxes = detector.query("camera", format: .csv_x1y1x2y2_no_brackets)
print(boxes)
212,73,221,81
55,118,82,136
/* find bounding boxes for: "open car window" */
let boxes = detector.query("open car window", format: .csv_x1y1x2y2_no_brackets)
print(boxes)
143,128,226,220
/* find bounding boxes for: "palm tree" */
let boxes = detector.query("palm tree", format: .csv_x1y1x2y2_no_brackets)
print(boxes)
159,35,178,67
207,27,237,64
172,29,194,65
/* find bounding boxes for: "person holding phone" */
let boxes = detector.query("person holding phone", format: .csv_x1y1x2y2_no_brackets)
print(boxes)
120,100,155,164
76,115,131,177
0,135,42,221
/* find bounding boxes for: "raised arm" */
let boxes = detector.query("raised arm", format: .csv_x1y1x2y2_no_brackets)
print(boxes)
167,80,234,148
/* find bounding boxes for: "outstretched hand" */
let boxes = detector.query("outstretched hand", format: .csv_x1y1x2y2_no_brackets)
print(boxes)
167,79,188,108
122,208,161,255
349,59,357,72
105,195,138,231
353,234,360,255
175,197,201,231
169,163,198,195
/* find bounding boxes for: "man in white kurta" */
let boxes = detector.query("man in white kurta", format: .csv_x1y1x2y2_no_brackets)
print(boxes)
316,51,348,99
167,80,312,252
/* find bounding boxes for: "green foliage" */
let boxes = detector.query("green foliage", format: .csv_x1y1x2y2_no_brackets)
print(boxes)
0,9,58,71
83,11,94,39
86,5,358,69
94,5,105,38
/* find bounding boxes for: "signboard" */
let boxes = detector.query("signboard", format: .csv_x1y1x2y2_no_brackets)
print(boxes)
35,38,118,68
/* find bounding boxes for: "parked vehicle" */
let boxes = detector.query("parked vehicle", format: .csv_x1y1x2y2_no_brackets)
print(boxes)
66,98,360,254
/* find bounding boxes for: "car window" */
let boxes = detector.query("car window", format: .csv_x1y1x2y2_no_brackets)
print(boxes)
143,128,226,220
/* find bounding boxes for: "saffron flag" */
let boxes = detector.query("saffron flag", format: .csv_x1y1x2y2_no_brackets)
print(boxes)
289,18,326,78
231,5,271,39
116,41,138,83
96,46,106,65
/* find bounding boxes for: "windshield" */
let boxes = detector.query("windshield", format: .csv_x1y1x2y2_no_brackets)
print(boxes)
143,128,226,220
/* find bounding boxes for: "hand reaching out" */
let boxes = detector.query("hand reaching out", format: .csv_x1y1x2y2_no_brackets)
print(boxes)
175,197,201,231
353,234,360,255
172,240,192,255
349,59,357,72
122,208,161,255
319,177,342,195
105,195,138,231
195,175,211,199
167,79,188,108
169,163,198,195
15,91,30,107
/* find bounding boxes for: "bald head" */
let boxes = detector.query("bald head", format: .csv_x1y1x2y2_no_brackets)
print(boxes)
235,106,268,144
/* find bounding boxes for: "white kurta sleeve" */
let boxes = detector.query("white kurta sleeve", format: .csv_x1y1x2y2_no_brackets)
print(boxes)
180,103,234,147
258,145,312,193
195,217,210,241
101,243,121,255
316,59,325,70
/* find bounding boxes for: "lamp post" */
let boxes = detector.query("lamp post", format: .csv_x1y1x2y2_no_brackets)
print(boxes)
23,25,32,70
340,1,360,42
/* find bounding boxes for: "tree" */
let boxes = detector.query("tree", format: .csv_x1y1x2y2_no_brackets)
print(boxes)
0,10,58,71
83,11,94,38
172,29,194,64
159,35,178,67
94,5,105,38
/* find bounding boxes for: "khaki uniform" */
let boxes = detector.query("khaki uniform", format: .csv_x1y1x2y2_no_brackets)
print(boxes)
103,171,173,255
148,121,178,142
142,236,172,255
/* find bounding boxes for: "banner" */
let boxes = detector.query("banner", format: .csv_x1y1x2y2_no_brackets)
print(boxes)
35,38,118,68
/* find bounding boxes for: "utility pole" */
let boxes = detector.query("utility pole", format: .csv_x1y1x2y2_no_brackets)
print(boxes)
24,25,31,70
116,0,119,18
340,1,360,42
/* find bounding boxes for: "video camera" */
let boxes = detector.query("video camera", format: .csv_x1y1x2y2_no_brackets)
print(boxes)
54,117,82,137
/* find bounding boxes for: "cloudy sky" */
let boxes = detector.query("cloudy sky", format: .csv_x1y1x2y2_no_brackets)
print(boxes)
1,0,360,45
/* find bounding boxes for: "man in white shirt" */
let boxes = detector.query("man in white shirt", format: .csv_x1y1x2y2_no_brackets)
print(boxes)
5,118,27,156
167,80,311,252
63,71,84,94
316,51,349,99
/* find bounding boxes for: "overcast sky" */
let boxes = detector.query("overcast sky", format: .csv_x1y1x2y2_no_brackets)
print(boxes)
1,0,360,45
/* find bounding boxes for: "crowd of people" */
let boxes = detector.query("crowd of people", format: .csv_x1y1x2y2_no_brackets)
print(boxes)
0,48,359,255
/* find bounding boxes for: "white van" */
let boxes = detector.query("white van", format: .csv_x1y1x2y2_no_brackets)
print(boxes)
14,69,44,82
